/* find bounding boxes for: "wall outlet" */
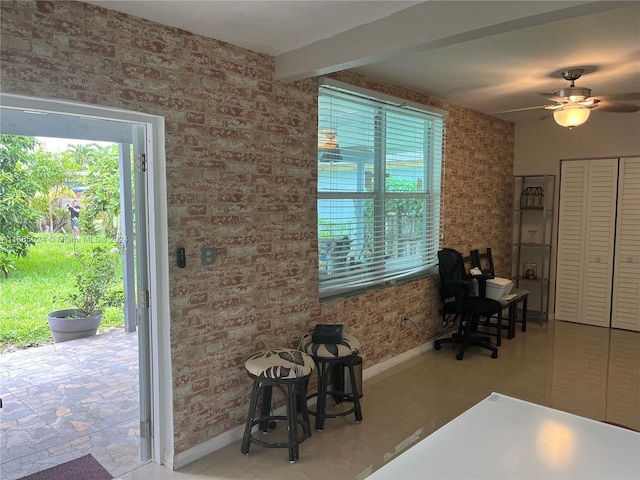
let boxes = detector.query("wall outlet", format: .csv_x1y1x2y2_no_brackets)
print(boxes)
399,316,408,328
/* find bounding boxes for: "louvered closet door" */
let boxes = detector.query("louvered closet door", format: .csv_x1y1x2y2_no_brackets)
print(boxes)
556,159,618,326
556,161,588,322
582,160,618,327
612,157,640,331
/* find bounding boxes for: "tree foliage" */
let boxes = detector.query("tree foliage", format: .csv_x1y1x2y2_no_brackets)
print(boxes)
0,136,123,276
81,144,122,239
29,148,78,238
0,135,40,276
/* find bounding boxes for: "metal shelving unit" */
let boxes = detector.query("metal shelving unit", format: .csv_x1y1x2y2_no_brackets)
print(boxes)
512,175,555,323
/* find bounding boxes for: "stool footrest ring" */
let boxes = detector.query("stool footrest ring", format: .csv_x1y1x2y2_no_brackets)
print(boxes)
246,416,311,449
306,391,358,419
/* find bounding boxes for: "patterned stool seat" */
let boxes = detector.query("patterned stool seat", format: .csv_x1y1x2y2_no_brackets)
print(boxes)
240,348,314,463
300,332,363,431
300,332,361,359
244,348,314,379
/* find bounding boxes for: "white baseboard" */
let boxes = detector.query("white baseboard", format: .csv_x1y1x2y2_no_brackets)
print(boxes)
362,341,434,381
172,424,245,470
171,340,434,470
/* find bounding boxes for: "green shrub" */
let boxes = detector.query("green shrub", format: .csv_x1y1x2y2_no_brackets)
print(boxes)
57,245,122,317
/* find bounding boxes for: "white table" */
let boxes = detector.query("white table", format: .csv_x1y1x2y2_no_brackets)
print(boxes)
368,392,640,479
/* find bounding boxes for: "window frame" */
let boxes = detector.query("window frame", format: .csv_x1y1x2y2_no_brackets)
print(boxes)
317,79,446,300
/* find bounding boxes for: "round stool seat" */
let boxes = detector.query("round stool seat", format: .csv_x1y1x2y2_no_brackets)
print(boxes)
245,348,314,379
299,332,360,358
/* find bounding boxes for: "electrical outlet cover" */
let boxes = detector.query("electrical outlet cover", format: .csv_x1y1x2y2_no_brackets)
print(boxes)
201,247,217,265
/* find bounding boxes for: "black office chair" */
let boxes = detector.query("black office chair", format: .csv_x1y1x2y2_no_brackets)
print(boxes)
434,248,502,360
471,248,529,340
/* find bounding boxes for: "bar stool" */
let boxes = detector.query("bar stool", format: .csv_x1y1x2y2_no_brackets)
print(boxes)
299,332,363,431
240,348,314,463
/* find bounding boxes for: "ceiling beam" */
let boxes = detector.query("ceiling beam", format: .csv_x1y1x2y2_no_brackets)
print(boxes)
275,1,631,82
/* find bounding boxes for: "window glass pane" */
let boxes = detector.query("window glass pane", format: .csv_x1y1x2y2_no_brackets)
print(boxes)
385,197,428,271
318,197,375,283
318,154,374,194
318,95,376,193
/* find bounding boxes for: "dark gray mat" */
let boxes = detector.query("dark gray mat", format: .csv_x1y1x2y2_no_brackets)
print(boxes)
20,454,111,480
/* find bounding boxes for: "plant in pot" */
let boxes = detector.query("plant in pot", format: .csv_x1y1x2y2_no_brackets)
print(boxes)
47,245,122,343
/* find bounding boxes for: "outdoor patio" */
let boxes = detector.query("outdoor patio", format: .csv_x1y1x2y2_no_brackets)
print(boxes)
0,329,147,479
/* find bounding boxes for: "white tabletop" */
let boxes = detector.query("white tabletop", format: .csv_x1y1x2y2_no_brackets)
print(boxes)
368,392,640,479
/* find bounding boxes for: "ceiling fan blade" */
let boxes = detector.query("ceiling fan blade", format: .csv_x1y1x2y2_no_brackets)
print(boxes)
491,105,547,115
591,92,640,103
595,102,640,113
539,93,566,103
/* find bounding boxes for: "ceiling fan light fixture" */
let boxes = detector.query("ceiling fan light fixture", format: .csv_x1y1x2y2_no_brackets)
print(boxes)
555,86,591,103
553,105,591,128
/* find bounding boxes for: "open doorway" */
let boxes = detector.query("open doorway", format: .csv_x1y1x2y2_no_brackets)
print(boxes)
0,94,171,478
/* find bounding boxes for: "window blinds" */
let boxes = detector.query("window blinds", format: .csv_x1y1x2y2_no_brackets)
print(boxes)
318,81,445,298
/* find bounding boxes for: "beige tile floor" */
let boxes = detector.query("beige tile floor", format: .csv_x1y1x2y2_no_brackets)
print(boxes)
1,320,637,479
120,319,639,480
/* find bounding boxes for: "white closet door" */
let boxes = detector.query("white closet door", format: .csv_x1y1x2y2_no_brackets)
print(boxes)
556,161,588,322
582,160,618,327
556,159,618,327
612,157,640,331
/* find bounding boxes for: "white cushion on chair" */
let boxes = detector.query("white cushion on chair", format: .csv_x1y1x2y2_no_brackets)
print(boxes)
299,332,360,359
245,349,314,379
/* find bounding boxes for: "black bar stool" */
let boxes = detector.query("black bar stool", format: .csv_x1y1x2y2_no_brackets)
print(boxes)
240,348,314,463
300,332,363,431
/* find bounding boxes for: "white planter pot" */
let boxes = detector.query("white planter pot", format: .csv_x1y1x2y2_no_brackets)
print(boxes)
47,309,103,343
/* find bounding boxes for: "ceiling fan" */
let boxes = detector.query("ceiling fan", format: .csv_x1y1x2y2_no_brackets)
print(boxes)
496,68,640,128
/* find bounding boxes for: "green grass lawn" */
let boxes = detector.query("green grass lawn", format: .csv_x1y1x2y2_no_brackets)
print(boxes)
0,234,125,351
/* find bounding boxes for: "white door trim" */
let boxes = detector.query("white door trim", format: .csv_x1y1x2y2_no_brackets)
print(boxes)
0,93,173,466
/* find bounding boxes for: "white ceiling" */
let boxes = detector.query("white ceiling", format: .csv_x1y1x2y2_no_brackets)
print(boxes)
85,1,640,124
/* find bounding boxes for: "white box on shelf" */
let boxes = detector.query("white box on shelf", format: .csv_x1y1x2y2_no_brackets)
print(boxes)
485,277,513,300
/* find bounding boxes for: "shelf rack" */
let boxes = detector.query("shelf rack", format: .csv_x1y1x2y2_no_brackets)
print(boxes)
512,175,555,323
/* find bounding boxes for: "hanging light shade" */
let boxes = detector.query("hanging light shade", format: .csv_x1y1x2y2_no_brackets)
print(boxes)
553,105,591,128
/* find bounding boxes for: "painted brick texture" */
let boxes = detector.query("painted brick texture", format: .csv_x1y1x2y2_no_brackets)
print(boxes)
0,1,514,457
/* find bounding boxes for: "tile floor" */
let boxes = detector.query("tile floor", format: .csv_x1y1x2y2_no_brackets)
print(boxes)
0,330,146,480
2,320,639,480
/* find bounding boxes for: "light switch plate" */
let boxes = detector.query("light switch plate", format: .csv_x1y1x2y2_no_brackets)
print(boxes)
201,247,217,266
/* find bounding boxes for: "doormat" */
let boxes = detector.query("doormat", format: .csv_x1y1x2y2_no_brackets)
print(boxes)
19,454,111,480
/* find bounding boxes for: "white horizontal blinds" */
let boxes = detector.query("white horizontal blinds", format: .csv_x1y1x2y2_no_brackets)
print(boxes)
318,83,444,297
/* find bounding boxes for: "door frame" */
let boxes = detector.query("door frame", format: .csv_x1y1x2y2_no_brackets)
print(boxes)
0,93,173,466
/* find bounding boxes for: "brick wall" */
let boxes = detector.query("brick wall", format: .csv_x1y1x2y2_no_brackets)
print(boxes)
0,1,514,456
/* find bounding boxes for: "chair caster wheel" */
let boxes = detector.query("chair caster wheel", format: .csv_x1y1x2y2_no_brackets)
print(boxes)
456,353,464,360
491,351,498,359
434,343,441,350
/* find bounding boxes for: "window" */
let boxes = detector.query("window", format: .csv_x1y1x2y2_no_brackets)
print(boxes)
318,79,445,299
